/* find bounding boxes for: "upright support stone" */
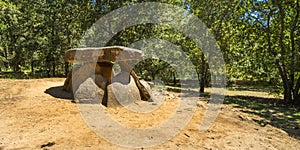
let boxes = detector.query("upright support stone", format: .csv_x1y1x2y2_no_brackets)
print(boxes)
119,61,152,101
97,62,114,107
63,72,72,92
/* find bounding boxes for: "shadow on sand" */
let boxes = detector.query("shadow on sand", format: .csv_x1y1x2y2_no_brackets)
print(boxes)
44,86,73,100
166,86,300,139
224,95,300,139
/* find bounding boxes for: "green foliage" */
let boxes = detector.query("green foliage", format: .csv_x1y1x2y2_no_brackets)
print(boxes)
232,0,300,104
0,0,95,76
0,0,299,105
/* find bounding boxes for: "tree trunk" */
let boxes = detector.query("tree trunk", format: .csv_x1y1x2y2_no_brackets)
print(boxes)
196,70,201,93
13,64,21,73
46,56,51,78
283,86,293,104
151,72,155,81
31,60,34,74
47,69,50,78
265,8,294,105
173,75,176,86
294,77,300,106
277,1,294,104
200,52,205,93
290,1,300,105
52,61,56,77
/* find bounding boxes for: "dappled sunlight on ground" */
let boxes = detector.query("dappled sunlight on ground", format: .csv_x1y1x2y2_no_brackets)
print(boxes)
0,79,299,149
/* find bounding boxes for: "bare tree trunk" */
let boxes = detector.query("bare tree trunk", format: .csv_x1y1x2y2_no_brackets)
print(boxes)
151,71,155,81
277,1,294,104
290,0,300,105
46,55,51,77
294,77,300,106
265,7,294,104
31,60,34,74
173,75,176,86
52,61,56,77
200,52,205,93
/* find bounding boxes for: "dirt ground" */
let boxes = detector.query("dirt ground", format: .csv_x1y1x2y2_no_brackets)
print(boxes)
0,78,299,149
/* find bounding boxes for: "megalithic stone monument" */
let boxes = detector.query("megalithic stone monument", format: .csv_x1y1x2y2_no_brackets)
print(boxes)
63,46,152,107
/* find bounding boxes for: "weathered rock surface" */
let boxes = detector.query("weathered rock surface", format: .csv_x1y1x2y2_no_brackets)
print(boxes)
74,78,104,104
63,46,153,107
65,46,143,63
140,80,152,95
65,68,153,107
63,62,153,107
94,74,107,90
63,62,112,92
107,72,141,107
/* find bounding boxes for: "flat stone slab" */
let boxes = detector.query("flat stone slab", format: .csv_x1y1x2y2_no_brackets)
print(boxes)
65,46,143,63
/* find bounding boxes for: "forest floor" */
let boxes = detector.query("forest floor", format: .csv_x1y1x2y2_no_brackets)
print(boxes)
0,78,299,149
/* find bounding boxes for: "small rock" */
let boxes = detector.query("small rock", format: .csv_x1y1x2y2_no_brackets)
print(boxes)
151,102,157,105
278,129,288,135
238,115,246,121
197,101,207,108
184,133,190,138
184,108,193,111
41,142,55,148
147,81,154,88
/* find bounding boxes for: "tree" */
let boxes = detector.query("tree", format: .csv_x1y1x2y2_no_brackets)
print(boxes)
0,1,24,72
188,0,242,92
0,0,96,77
232,0,300,105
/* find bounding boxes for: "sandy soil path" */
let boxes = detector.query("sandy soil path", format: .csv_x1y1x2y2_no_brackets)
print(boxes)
0,78,299,149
